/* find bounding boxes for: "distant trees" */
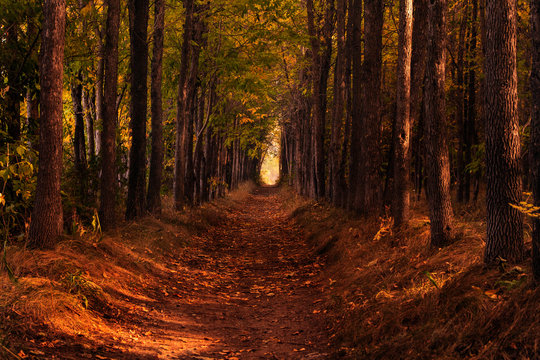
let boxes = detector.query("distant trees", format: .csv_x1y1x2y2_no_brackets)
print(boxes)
28,0,66,248
0,0,537,274
273,0,537,267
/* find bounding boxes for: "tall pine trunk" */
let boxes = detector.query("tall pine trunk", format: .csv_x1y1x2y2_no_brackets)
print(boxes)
530,0,540,280
28,0,66,248
330,0,347,204
70,75,88,200
424,0,454,247
357,0,383,214
483,0,523,263
393,0,413,227
126,0,150,220
99,0,121,230
147,0,165,214
174,0,194,210
348,0,362,209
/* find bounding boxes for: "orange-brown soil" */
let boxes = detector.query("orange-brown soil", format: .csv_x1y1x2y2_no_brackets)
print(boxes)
1,187,332,359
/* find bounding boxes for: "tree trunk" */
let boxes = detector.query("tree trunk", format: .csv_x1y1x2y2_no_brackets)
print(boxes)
357,0,383,214
530,0,540,280
424,0,454,247
99,0,121,230
330,0,347,205
393,0,413,227
174,0,194,210
348,0,362,209
483,0,523,264
184,12,204,204
82,87,95,162
306,0,333,200
410,0,428,201
70,75,88,200
147,0,165,214
126,0,150,220
456,5,468,203
28,0,66,248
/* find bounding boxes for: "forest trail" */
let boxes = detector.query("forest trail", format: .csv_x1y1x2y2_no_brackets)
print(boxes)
44,187,331,360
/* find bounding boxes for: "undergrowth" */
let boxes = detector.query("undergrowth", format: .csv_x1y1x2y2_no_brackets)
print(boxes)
282,186,539,360
0,183,254,359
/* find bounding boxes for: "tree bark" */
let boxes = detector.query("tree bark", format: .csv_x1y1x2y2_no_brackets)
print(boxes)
356,0,383,214
424,0,454,247
147,0,165,214
530,0,540,280
484,0,523,264
330,0,347,205
70,75,88,200
393,0,413,227
348,0,362,209
126,0,150,220
174,0,194,210
82,87,95,162
99,0,121,230
28,0,66,248
306,0,333,200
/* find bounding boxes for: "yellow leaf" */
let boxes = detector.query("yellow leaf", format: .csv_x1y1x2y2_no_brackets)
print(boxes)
484,289,499,299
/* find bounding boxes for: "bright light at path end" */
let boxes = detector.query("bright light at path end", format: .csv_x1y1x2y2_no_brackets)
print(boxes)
260,152,280,185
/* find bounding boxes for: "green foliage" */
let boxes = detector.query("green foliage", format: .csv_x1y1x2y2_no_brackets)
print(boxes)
0,136,37,241
61,270,102,309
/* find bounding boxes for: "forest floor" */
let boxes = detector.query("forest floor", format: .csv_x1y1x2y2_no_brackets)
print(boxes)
0,186,333,359
2,184,540,360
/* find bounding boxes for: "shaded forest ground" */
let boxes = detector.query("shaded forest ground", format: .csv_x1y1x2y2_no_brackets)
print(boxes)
0,185,331,359
1,184,540,359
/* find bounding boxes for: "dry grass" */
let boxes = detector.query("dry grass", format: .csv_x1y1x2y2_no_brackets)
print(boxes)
283,186,539,360
0,184,255,359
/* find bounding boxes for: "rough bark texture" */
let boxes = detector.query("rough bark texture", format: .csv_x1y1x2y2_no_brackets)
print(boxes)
306,0,333,200
70,76,88,199
28,0,66,249
531,0,540,280
348,0,362,210
484,0,524,264
99,0,121,230
71,78,87,170
424,0,454,247
356,0,383,214
184,12,204,205
82,87,95,162
126,0,150,220
393,0,413,227
174,0,194,210
147,0,165,214
410,0,428,201
329,0,347,205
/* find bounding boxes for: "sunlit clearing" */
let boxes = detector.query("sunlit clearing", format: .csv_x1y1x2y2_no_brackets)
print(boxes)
260,128,280,185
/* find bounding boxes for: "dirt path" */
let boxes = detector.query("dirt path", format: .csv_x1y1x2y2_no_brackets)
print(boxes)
155,186,331,359
46,187,331,360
